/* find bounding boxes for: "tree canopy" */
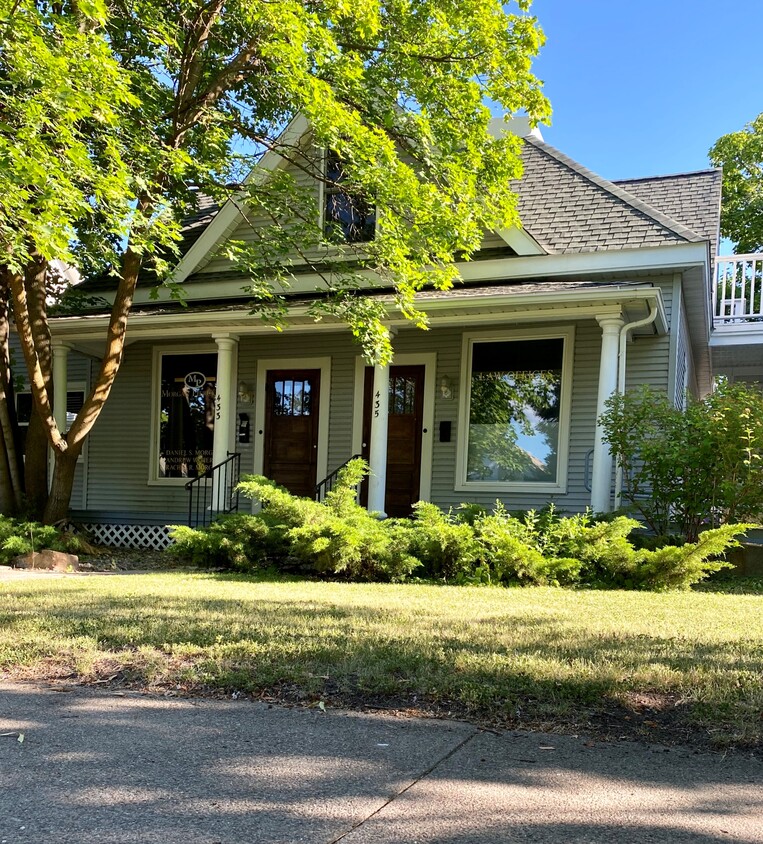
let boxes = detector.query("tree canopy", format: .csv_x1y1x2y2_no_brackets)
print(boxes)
710,112,763,253
0,0,550,520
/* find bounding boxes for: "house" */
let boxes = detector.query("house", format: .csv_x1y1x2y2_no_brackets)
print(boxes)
39,117,740,549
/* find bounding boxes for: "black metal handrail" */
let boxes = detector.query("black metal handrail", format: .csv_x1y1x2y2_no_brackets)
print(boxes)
186,452,241,527
315,454,363,502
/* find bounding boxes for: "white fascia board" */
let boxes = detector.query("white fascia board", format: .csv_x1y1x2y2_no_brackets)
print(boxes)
423,286,668,335
456,241,708,280
710,324,763,347
494,226,546,255
123,240,709,308
50,284,667,344
171,114,311,284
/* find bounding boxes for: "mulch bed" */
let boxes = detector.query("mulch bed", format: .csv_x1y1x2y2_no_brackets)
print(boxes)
77,546,189,572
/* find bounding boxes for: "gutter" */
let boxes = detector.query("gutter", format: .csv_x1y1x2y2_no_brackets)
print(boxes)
49,284,669,343
613,303,659,508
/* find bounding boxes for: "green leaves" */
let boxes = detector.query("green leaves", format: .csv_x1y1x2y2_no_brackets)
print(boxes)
600,381,763,541
0,1,138,271
709,113,763,253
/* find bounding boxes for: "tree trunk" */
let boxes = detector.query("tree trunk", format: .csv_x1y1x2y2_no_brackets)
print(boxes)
23,253,53,517
0,269,23,513
10,202,150,523
44,445,81,524
24,411,50,517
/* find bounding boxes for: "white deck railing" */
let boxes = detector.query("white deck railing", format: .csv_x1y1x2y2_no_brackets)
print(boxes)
714,254,763,323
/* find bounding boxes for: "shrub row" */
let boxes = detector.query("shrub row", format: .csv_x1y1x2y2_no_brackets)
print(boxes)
169,460,750,591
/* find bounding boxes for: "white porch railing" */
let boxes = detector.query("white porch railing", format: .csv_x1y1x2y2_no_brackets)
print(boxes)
714,254,763,324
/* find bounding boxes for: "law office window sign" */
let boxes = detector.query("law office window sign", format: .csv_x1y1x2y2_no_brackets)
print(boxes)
157,352,217,479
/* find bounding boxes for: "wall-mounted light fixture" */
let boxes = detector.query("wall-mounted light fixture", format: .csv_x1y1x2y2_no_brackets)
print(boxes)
440,375,453,400
238,381,254,404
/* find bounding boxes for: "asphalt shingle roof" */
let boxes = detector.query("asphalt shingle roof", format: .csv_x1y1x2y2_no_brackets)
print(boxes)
515,138,706,254
614,169,722,264
81,139,718,295
171,140,713,266
177,193,219,258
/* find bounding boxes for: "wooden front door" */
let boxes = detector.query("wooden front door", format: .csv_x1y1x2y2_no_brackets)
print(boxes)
263,369,321,497
361,365,425,517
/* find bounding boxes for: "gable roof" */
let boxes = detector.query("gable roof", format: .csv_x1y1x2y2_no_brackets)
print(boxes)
613,168,722,264
177,192,219,258
515,138,707,254
171,136,711,270
81,127,718,295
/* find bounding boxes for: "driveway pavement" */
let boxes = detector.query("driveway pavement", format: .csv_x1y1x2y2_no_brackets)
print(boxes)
0,681,761,843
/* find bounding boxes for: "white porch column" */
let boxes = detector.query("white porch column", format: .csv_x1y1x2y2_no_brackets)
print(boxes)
212,334,238,509
591,315,624,514
51,342,71,437
367,361,391,517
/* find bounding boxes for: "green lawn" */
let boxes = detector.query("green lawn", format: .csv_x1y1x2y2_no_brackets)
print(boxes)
1,572,762,749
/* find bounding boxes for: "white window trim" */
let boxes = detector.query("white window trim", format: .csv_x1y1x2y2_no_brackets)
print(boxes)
252,357,331,486
351,352,437,503
317,146,328,236
455,326,575,494
148,344,217,485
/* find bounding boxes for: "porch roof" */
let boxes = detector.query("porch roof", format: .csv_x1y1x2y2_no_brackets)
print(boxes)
50,280,667,352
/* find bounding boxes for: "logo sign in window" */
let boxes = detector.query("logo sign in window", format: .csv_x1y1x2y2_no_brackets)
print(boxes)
184,372,207,390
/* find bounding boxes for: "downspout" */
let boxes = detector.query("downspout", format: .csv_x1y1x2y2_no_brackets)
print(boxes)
613,303,659,508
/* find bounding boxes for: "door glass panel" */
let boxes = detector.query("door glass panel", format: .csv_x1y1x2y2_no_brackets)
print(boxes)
273,379,312,416
389,375,416,415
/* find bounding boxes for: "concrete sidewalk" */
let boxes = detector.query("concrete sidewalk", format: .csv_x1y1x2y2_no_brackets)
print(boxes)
0,682,761,843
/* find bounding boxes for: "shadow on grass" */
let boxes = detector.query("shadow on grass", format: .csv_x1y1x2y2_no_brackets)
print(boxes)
695,574,763,595
1,574,762,750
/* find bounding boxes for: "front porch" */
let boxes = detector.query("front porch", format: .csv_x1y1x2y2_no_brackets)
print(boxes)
50,280,670,547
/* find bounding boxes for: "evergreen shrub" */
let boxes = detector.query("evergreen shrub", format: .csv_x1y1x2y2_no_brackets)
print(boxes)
168,461,749,591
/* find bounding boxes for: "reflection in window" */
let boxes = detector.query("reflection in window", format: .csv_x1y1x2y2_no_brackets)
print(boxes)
158,353,217,478
324,151,375,243
274,379,312,416
467,339,563,484
390,375,416,415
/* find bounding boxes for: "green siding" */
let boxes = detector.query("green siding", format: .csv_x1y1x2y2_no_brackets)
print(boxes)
77,298,676,520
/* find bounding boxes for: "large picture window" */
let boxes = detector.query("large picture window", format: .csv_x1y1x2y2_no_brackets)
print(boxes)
459,331,573,491
156,352,217,479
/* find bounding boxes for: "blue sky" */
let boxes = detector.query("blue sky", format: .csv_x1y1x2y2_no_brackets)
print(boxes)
526,0,763,181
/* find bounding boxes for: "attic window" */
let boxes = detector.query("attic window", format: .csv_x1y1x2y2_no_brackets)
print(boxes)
323,151,375,244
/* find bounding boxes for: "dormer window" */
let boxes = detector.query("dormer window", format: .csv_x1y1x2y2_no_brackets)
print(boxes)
323,151,376,244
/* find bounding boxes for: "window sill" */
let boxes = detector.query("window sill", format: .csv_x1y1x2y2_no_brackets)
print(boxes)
454,480,567,495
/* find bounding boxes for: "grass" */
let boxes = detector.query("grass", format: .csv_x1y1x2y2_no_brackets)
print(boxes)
1,572,762,749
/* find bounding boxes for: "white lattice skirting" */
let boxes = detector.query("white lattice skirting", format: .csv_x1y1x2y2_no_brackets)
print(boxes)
80,523,173,550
